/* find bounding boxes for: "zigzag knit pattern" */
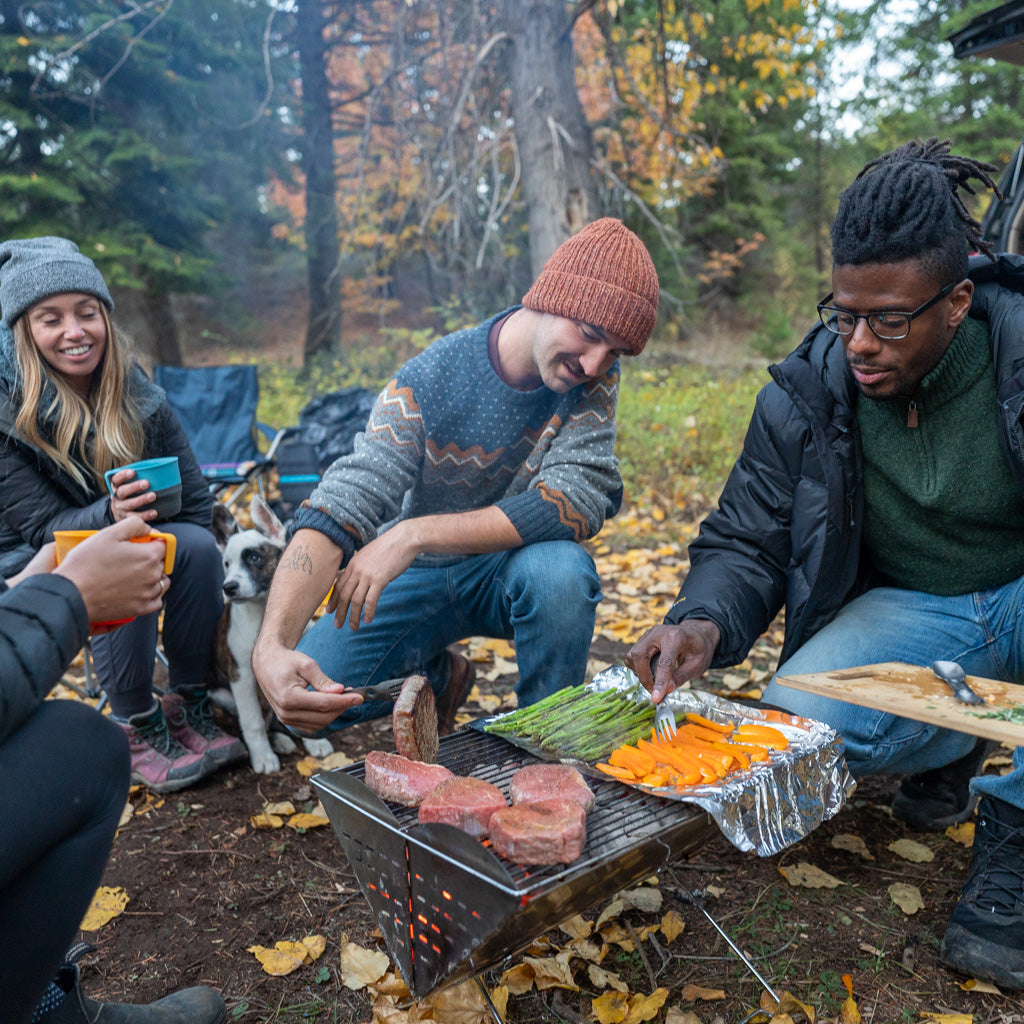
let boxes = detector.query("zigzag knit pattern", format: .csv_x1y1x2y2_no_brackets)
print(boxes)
293,310,623,566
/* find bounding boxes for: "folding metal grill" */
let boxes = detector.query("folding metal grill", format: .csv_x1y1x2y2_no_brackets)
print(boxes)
312,727,718,999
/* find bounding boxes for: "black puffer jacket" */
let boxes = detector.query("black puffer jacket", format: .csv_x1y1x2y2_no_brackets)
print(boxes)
0,326,214,577
667,253,1024,668
0,573,87,744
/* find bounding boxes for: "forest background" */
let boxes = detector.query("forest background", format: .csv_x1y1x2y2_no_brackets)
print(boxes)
5,0,1022,506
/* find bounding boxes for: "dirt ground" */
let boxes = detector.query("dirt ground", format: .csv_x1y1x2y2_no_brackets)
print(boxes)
60,607,1024,1024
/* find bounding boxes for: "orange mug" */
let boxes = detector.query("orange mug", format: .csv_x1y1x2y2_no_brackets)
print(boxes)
52,529,177,630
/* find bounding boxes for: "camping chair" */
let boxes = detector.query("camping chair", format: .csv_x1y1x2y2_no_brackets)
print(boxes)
154,364,287,510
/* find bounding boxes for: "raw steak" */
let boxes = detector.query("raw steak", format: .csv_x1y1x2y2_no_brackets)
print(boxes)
417,777,507,837
488,799,588,865
363,750,454,807
509,763,595,813
393,674,439,763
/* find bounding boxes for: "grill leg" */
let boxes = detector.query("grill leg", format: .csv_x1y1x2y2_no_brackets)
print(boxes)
474,977,504,1024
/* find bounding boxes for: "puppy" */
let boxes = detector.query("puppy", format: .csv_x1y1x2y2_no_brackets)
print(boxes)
212,495,334,773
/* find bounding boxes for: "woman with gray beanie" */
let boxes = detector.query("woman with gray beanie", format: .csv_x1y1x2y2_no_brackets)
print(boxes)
0,235,243,793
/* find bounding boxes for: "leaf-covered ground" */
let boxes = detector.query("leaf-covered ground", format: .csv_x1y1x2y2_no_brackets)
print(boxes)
58,507,1024,1024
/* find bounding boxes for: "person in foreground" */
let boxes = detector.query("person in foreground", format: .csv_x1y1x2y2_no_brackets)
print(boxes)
0,520,226,1024
627,139,1024,990
254,217,659,736
0,236,242,793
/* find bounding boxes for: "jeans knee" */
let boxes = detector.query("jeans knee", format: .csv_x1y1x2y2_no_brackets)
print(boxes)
510,543,600,622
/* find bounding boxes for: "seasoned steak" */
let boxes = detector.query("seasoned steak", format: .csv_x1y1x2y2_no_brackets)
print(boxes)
363,750,453,807
488,799,588,865
393,674,439,763
417,777,507,837
509,763,595,813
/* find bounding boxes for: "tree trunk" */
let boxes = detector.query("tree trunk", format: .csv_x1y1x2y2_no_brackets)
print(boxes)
141,284,184,367
297,0,342,367
501,0,601,276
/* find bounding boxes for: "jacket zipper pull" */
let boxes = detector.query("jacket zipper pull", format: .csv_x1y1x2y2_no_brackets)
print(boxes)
907,399,919,428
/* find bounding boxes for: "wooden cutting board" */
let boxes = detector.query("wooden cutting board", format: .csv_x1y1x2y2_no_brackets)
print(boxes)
776,662,1024,747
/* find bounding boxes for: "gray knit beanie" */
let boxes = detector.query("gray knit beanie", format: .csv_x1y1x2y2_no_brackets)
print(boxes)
0,236,114,327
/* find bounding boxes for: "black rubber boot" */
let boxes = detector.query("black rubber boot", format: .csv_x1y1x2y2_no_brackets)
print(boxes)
35,944,226,1024
940,796,1024,990
891,739,996,831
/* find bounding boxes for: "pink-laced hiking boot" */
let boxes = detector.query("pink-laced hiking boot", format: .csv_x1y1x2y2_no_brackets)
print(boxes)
115,702,209,794
161,690,247,769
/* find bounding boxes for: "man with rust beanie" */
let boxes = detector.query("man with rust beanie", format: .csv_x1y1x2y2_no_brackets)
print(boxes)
254,218,659,735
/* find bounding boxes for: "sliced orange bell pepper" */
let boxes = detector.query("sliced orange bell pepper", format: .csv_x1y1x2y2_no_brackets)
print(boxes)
596,761,636,781
684,712,735,734
735,724,789,749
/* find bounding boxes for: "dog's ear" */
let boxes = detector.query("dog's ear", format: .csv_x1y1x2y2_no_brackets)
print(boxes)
250,494,286,544
211,502,239,550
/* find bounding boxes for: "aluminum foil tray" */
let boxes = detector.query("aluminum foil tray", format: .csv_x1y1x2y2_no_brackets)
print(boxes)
476,665,855,857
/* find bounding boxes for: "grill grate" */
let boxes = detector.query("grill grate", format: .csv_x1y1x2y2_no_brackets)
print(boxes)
313,727,717,997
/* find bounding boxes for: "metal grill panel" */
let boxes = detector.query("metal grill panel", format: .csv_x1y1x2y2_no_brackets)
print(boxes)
313,728,717,997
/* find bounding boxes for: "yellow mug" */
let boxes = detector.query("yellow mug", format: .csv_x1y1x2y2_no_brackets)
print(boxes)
52,529,177,631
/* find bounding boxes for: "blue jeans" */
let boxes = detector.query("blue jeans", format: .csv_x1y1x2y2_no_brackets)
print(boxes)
297,541,602,730
762,577,1024,810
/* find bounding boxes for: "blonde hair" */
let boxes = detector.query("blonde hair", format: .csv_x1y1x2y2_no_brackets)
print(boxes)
13,305,145,490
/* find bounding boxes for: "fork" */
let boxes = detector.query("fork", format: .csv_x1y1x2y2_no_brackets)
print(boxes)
648,653,678,741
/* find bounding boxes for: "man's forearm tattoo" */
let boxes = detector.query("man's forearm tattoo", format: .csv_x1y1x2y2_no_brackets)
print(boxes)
282,544,314,575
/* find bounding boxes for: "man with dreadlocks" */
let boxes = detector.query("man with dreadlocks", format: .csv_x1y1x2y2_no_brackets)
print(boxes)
628,138,1024,990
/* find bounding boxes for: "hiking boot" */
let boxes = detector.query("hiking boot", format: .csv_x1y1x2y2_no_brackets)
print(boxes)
436,649,475,736
891,739,997,831
34,943,226,1023
940,795,1024,989
114,702,210,794
161,690,246,768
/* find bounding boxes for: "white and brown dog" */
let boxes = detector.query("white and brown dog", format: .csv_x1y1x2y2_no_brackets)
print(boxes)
211,495,334,773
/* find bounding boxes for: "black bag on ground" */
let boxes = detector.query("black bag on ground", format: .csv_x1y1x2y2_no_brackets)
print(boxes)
295,386,377,471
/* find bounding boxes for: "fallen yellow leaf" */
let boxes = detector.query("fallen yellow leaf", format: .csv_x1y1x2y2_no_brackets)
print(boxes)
339,935,391,989
624,988,670,1024
521,951,578,990
660,909,685,943
592,990,630,1024
287,812,330,830
778,862,843,889
499,962,536,995
887,838,934,863
588,964,628,992
946,821,975,847
888,881,924,915
919,1014,973,1023
681,984,726,1001
247,937,323,977
264,800,296,816
250,812,283,829
831,833,874,860
665,1010,703,1024
80,886,129,931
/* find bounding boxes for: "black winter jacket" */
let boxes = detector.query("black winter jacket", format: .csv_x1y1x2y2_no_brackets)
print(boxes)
0,327,214,577
0,573,87,744
666,253,1024,669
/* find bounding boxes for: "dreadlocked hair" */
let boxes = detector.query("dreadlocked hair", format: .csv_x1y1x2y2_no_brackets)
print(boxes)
830,137,1001,282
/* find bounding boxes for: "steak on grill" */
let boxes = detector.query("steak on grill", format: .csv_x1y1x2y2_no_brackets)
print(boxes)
364,750,454,807
417,777,507,837
488,798,588,865
393,674,439,763
509,763,595,813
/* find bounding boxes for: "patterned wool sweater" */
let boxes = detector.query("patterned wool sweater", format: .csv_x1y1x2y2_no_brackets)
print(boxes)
293,309,623,567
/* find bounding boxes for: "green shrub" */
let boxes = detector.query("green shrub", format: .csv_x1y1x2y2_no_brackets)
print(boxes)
615,364,767,507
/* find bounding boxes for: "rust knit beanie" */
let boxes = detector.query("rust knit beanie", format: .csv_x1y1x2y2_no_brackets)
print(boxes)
521,217,659,355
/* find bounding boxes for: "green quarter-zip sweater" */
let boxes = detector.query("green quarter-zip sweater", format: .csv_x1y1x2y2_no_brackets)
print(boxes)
857,316,1024,595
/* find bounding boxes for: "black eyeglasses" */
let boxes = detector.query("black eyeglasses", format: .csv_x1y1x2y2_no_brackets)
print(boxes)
816,281,957,340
